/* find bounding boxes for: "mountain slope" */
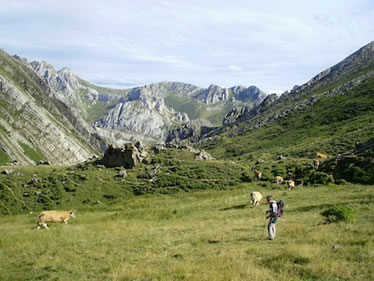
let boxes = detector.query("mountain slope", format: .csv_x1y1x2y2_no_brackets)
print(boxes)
199,41,374,162
0,50,103,165
29,60,267,141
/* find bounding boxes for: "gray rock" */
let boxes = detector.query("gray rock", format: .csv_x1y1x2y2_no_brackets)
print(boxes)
98,143,141,168
116,170,127,178
195,150,214,160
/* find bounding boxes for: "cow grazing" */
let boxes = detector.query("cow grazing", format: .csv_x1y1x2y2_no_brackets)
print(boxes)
287,180,295,191
250,192,263,207
275,176,284,184
37,210,76,229
313,159,320,169
254,169,262,180
316,152,328,159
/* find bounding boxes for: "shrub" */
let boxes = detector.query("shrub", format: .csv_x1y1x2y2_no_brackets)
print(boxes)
309,171,334,185
321,205,355,223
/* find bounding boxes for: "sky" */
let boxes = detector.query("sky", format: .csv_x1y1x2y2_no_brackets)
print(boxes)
0,0,373,93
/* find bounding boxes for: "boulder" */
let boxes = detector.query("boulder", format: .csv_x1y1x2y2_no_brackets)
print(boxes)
98,143,141,168
116,170,127,178
2,169,13,175
195,150,214,161
152,144,165,153
149,165,160,177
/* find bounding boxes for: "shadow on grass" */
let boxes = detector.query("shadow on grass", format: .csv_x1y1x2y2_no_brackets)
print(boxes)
289,197,373,214
219,203,249,211
288,203,334,213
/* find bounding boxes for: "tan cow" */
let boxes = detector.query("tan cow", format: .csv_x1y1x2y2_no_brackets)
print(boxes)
287,180,295,191
37,210,76,229
254,169,262,180
316,152,328,159
313,159,320,169
275,176,284,184
250,191,263,207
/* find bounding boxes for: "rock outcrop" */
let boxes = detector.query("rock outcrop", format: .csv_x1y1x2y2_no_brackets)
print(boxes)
98,143,145,168
165,120,216,143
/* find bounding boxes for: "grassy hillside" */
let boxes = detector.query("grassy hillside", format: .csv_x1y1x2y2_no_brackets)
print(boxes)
0,149,254,215
165,94,239,126
202,76,374,168
0,183,373,281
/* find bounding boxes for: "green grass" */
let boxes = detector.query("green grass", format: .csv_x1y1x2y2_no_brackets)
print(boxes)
0,183,373,281
17,141,46,163
165,94,242,126
0,150,10,164
202,76,374,161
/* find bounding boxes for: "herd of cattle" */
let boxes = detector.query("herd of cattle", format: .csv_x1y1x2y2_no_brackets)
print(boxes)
35,152,328,229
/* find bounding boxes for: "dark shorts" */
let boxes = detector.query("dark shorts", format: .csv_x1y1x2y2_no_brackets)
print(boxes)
270,216,278,224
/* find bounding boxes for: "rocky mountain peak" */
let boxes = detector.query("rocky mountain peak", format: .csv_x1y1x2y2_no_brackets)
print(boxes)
30,61,79,97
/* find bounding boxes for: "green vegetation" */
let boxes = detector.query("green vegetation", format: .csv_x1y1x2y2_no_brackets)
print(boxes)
0,183,373,280
204,77,374,160
321,204,356,223
17,141,46,163
200,76,374,185
165,94,238,126
0,150,10,164
0,149,253,215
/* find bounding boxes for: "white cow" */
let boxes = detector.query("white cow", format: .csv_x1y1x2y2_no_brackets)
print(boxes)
250,192,263,207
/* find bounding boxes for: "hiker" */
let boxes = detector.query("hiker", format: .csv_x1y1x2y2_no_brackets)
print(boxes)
266,195,278,240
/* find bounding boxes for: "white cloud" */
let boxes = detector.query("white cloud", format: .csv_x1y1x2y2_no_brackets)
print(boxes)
0,0,373,92
228,65,243,71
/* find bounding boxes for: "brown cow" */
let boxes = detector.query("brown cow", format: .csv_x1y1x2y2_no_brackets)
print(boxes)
316,152,328,159
254,169,262,180
37,210,76,229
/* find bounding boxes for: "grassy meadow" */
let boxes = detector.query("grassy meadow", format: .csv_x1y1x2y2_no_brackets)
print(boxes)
1,183,373,281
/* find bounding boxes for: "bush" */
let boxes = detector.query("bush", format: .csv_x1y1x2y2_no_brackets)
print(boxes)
309,171,334,185
321,205,355,223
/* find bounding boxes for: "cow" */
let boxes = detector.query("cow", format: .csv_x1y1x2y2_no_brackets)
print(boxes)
313,159,320,169
250,192,263,207
287,180,295,191
275,176,284,184
37,210,76,229
254,169,262,181
316,152,328,159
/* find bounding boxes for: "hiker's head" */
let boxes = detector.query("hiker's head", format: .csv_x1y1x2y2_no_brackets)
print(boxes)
266,195,273,202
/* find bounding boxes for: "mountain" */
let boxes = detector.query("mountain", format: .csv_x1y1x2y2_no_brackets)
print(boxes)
198,40,374,163
28,61,267,142
0,47,267,164
93,82,266,141
0,50,104,165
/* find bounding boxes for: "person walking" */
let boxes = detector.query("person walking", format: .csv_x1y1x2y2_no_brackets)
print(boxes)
266,195,278,240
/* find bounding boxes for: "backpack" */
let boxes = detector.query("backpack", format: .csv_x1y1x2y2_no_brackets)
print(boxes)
277,200,285,217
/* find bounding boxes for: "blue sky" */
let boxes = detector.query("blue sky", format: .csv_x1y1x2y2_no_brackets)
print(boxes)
1,0,373,93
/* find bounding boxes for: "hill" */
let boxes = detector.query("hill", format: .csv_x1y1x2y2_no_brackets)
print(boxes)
0,50,103,165
195,41,374,184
